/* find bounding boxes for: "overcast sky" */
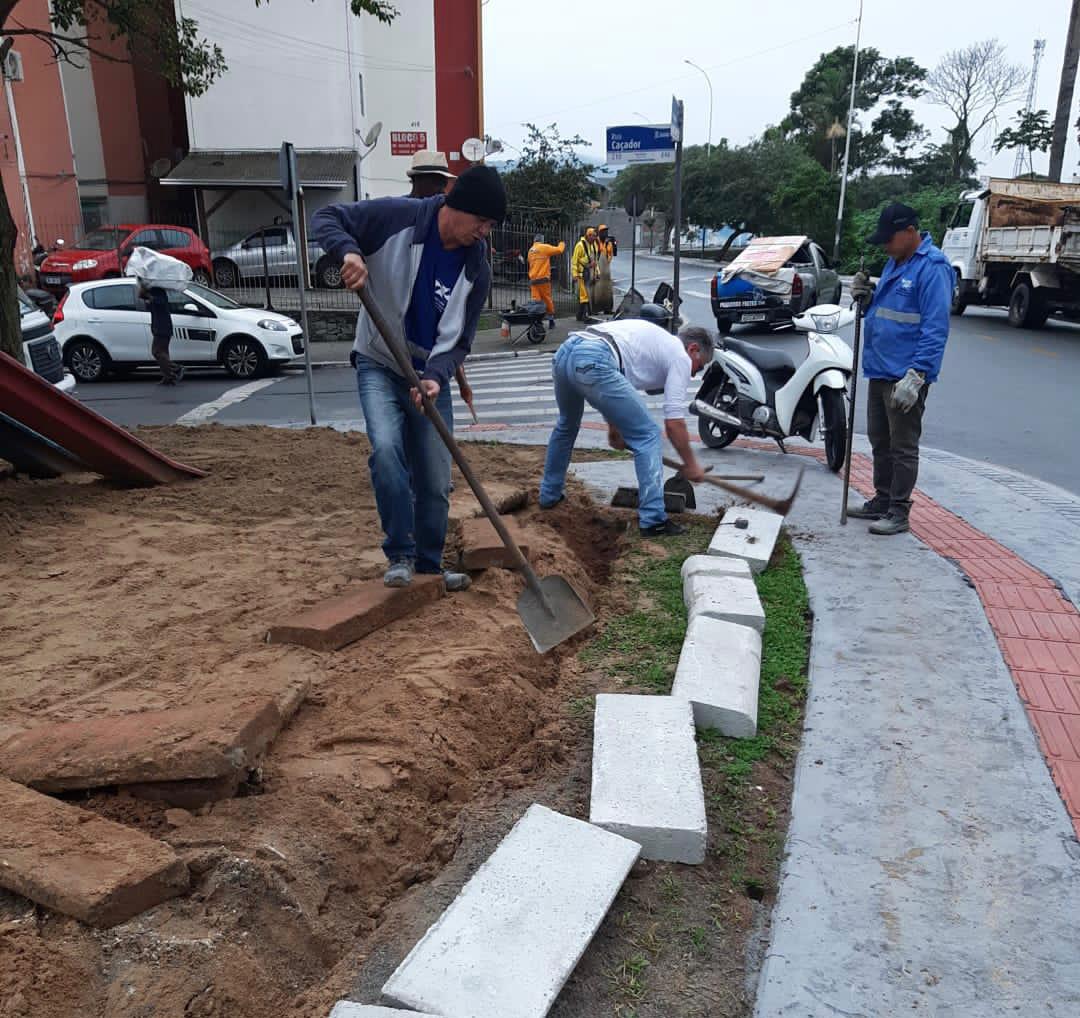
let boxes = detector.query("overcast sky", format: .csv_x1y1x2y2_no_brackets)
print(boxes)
481,0,1079,180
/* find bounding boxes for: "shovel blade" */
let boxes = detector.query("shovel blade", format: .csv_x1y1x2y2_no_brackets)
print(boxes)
516,575,595,654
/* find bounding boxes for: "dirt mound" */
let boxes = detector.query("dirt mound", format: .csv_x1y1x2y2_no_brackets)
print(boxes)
0,426,625,1018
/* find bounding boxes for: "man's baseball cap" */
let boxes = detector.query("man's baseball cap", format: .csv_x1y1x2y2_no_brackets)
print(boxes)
407,150,456,180
869,203,919,244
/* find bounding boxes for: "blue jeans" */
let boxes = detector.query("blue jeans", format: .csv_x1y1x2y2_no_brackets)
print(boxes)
540,336,666,528
355,355,453,572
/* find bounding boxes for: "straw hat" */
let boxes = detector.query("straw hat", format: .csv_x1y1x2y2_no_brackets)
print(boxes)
407,150,456,179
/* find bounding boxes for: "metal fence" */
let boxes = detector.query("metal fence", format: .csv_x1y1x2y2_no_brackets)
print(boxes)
25,211,591,318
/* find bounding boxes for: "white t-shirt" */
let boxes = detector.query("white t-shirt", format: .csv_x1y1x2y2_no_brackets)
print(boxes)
582,319,693,420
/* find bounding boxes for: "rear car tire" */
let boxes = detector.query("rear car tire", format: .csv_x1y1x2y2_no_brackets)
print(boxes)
213,259,240,289
221,336,268,379
192,268,212,286
820,387,847,473
64,338,111,383
1007,281,1048,329
316,257,343,289
714,316,733,335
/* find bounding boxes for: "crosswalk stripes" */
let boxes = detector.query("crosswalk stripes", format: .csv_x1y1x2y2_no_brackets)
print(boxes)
453,355,700,426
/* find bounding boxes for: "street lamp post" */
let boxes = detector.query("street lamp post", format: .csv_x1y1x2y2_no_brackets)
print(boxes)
832,0,863,263
684,59,713,155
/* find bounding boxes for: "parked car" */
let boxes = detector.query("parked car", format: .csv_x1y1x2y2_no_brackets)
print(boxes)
211,224,340,289
18,287,75,391
36,225,212,296
710,236,841,334
53,278,304,382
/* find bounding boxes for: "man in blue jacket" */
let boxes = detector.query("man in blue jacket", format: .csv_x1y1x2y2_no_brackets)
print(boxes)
848,204,952,535
312,165,503,588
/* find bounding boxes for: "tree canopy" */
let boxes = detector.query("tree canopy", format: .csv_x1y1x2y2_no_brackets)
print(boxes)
498,123,597,226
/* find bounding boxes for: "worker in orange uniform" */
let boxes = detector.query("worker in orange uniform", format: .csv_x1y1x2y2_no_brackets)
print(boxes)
598,224,618,260
572,227,599,321
528,232,566,331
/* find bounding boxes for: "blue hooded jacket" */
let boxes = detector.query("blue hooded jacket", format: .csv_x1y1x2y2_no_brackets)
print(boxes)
862,232,952,383
311,196,490,387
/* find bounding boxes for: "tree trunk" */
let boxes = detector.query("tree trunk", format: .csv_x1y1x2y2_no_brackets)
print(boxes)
1051,0,1080,181
0,176,23,362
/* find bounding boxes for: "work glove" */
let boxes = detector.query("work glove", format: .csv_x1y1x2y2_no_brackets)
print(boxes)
850,270,875,306
890,368,925,413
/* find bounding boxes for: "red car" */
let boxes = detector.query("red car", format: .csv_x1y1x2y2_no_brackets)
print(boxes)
36,224,212,295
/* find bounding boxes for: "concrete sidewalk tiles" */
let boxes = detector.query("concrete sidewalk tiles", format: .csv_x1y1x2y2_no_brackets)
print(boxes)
330,1006,438,1018
761,438,1080,841
706,505,783,574
380,804,639,1018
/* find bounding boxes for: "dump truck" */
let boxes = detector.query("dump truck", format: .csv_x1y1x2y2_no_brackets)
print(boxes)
941,177,1080,328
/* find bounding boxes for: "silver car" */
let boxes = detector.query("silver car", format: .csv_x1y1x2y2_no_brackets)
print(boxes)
211,224,342,290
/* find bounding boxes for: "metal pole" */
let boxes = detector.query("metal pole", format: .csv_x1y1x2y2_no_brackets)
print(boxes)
630,214,637,294
672,129,683,331
840,260,866,525
260,228,273,311
684,60,713,156
832,0,863,263
292,184,316,426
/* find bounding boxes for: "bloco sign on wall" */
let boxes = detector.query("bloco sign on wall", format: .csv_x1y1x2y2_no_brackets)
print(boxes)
391,131,429,155
605,125,676,165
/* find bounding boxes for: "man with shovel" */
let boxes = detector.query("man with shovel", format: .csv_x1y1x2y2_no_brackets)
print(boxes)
312,165,505,589
539,308,712,536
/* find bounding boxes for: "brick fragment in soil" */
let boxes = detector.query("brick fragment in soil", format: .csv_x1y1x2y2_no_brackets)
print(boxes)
0,776,189,927
0,696,291,792
267,575,446,651
459,516,531,570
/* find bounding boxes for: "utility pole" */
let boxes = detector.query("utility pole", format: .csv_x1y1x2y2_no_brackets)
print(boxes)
832,0,863,264
1014,39,1047,178
684,60,713,155
1050,0,1080,181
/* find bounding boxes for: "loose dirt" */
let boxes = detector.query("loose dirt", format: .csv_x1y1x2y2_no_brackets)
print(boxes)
0,425,625,1018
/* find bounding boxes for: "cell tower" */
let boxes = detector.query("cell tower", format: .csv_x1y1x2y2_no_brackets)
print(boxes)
1014,38,1047,177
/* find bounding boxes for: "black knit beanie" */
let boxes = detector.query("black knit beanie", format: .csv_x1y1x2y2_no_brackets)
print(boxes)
446,165,507,222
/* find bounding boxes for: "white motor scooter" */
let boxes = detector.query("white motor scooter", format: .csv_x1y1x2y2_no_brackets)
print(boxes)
689,303,855,471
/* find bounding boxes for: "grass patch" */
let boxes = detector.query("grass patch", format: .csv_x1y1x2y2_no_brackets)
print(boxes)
576,527,811,1015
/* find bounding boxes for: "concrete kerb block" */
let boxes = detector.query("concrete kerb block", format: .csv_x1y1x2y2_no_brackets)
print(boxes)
707,507,784,574
680,554,753,585
672,616,763,739
381,803,640,1017
590,694,707,864
329,1005,440,1018
683,572,765,633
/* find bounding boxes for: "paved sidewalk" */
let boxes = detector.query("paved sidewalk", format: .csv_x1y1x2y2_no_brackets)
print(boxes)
550,435,1080,1016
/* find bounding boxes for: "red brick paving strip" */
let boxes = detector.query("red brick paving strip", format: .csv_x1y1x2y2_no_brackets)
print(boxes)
267,574,445,651
0,777,189,927
0,697,285,792
741,438,1080,840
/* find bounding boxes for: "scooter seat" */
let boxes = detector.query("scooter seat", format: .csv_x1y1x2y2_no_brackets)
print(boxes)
721,336,797,374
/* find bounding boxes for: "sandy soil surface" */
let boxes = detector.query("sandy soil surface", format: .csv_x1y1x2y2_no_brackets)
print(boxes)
0,426,624,1018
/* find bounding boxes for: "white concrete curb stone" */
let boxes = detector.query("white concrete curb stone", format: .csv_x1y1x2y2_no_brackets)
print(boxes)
680,554,753,585
329,1005,440,1017
381,803,640,1018
673,616,763,738
707,508,783,574
684,572,765,633
590,694,707,864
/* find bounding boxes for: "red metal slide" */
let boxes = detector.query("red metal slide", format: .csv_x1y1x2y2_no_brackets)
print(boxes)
0,352,206,486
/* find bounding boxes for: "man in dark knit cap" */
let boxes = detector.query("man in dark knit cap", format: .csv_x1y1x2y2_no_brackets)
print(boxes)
312,165,505,590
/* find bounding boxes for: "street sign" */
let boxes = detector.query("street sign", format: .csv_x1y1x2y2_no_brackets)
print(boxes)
278,141,296,194
606,125,675,165
670,97,684,144
624,191,644,219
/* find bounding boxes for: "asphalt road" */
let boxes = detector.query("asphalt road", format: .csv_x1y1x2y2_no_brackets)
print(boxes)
66,250,1080,496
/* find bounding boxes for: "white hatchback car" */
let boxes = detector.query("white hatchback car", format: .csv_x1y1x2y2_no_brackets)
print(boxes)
54,278,305,382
